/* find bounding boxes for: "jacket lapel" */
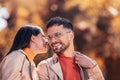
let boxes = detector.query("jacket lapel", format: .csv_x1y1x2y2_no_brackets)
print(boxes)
79,66,85,80
30,62,39,80
51,61,63,80
79,66,89,80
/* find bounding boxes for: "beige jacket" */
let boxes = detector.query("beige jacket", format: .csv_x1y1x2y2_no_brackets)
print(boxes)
0,49,39,80
37,54,104,80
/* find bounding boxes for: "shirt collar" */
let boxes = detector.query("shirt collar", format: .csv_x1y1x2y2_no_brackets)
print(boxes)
23,48,36,63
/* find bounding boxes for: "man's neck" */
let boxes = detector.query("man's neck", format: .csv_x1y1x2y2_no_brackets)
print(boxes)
62,52,74,57
61,46,74,57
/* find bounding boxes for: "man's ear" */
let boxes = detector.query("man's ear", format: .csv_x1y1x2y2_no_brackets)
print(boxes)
67,31,74,42
70,31,74,40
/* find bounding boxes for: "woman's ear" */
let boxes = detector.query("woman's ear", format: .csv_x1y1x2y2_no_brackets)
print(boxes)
31,35,36,42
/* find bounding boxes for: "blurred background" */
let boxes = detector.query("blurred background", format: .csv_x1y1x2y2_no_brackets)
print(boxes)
0,0,120,80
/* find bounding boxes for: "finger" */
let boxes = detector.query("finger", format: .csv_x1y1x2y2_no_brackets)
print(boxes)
73,51,83,55
75,56,81,60
75,61,79,65
74,54,84,58
75,58,80,62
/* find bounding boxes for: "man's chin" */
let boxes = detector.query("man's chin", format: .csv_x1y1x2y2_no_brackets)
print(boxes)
53,50,61,54
56,52,62,55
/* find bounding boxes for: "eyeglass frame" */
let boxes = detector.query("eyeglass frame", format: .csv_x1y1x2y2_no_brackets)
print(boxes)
46,31,71,41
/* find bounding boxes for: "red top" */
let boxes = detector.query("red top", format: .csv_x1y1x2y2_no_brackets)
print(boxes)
58,54,81,80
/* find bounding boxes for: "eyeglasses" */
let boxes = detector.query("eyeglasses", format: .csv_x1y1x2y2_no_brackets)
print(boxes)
47,32,70,41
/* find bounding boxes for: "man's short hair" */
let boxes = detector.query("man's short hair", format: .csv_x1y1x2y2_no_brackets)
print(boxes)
46,17,74,31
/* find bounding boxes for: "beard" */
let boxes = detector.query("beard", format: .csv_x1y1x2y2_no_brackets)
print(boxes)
51,41,70,54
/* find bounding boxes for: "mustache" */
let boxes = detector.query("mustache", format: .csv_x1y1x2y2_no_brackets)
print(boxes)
51,42,62,47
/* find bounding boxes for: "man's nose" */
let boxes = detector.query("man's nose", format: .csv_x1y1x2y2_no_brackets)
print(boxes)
49,37,58,43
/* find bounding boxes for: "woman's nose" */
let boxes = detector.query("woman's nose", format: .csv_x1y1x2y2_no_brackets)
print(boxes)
44,38,48,45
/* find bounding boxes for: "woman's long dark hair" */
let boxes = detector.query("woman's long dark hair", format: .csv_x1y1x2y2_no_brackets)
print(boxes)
7,25,41,55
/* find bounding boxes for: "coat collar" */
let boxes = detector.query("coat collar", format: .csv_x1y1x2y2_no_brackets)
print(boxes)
50,54,63,80
49,53,88,80
18,49,35,64
51,61,63,80
18,49,39,79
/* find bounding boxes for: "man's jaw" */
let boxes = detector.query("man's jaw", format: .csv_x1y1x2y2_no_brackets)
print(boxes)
52,43,62,50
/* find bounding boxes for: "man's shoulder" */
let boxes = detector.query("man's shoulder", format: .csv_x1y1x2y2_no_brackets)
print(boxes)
38,57,54,66
37,54,59,68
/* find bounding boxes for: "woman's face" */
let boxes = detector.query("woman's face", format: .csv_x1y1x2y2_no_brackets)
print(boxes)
32,33,48,54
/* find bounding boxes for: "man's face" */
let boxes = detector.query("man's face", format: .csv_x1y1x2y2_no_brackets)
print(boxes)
47,25,73,54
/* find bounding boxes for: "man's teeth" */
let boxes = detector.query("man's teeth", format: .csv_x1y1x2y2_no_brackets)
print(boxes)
53,43,60,46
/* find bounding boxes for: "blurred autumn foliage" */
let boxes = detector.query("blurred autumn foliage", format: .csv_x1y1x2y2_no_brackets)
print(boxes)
0,0,120,80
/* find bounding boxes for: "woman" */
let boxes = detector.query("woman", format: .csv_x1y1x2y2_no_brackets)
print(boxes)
0,25,47,80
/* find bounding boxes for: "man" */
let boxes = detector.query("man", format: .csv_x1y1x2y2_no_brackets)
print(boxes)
37,17,104,80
